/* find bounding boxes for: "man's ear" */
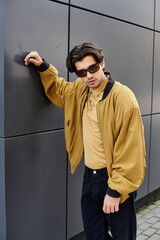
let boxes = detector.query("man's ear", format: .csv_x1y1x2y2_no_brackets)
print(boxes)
100,59,105,70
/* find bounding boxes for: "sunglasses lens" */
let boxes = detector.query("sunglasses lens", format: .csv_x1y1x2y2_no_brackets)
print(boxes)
76,63,100,77
88,63,100,73
76,70,87,77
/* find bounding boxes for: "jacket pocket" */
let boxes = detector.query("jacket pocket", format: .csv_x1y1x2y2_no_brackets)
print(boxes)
64,119,72,152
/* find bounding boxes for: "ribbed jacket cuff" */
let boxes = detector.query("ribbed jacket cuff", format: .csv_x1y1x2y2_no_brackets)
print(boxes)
107,187,120,198
37,59,49,72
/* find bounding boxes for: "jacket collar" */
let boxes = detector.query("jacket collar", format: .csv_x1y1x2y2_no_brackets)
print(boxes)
86,72,115,100
101,72,115,101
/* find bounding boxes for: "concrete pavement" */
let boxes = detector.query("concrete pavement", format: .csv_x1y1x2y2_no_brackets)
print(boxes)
136,195,160,239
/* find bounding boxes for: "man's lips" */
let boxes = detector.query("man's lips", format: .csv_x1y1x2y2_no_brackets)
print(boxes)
87,79,96,84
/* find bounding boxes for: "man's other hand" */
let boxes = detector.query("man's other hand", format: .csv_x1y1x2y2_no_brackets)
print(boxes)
103,194,120,214
24,51,43,66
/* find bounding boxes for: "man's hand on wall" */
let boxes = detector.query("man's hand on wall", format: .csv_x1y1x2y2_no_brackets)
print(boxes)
103,194,120,214
24,51,43,66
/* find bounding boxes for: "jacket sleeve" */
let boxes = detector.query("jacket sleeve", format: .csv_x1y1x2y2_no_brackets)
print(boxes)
39,63,72,109
108,106,146,198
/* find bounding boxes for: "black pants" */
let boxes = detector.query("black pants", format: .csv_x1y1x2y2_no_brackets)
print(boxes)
81,166,137,240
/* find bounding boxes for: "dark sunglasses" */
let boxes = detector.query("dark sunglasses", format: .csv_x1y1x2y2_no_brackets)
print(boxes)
76,63,100,77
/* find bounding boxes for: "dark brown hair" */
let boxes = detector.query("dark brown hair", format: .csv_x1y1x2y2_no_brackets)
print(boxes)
66,42,104,73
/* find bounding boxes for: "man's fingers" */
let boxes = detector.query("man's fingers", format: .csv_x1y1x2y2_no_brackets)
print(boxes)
103,194,120,214
103,203,111,214
111,206,115,213
24,51,37,60
106,206,111,214
103,205,119,214
106,206,115,214
29,58,41,66
24,51,43,66
115,204,119,212
24,52,35,63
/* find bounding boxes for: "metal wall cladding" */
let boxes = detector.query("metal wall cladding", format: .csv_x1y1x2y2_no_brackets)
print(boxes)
0,0,4,137
0,139,6,240
54,0,69,2
53,0,69,2
155,0,160,31
71,0,154,29
153,33,160,113
67,159,85,239
149,115,160,193
70,8,153,115
4,0,68,137
5,130,66,240
136,116,150,200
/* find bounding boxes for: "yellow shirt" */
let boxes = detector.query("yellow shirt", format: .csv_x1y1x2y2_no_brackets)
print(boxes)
83,77,109,169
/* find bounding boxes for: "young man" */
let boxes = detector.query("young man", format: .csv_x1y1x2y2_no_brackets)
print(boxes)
24,43,146,240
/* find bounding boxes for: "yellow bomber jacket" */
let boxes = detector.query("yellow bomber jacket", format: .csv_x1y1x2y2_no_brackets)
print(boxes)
39,63,146,203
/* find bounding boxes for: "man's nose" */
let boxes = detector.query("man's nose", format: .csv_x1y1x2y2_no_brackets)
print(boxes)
87,71,93,78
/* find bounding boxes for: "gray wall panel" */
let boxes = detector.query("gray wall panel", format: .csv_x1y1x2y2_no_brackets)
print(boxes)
4,0,68,137
149,114,160,193
67,159,85,239
153,33,160,113
5,130,66,240
53,0,69,2
136,116,150,200
71,0,154,29
70,8,153,115
155,0,160,31
0,0,4,137
0,140,6,240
